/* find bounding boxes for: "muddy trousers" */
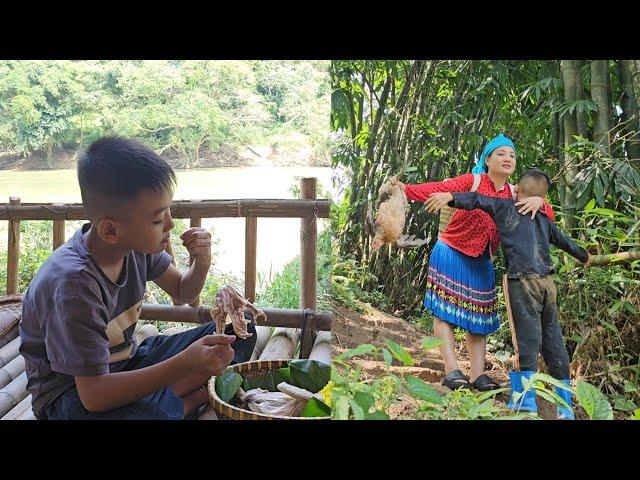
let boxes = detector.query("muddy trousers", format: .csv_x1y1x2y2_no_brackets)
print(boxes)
506,276,570,379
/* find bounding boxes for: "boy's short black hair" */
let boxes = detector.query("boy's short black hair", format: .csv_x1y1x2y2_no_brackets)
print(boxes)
77,137,176,222
518,167,550,197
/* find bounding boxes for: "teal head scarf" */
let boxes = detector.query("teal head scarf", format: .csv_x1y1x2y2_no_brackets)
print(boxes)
472,133,516,174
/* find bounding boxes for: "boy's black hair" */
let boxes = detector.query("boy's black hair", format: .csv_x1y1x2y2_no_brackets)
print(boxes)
518,167,551,197
77,136,176,221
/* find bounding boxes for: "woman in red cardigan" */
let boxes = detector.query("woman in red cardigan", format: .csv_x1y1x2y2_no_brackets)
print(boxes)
394,134,554,391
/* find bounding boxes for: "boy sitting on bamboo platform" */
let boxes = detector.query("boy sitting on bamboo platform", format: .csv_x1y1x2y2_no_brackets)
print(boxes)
19,137,256,420
428,168,592,419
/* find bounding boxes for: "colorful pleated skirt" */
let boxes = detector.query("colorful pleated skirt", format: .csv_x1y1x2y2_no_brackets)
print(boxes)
424,240,500,335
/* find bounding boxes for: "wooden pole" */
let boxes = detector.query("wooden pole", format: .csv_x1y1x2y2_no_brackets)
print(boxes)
245,217,257,303
309,331,332,366
139,303,332,331
189,215,202,307
53,220,65,250
588,251,640,266
299,178,317,358
502,274,520,371
0,199,330,221
7,197,20,294
52,204,66,250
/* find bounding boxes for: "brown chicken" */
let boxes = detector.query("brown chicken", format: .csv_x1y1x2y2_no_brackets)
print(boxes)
209,286,267,339
367,178,427,250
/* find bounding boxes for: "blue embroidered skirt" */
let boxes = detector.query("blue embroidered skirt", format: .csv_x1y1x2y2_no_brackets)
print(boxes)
424,240,500,335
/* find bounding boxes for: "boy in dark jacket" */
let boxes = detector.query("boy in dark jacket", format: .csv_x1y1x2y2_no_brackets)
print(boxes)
430,168,592,419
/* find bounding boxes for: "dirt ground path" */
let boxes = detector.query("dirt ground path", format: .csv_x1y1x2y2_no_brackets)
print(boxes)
332,301,564,420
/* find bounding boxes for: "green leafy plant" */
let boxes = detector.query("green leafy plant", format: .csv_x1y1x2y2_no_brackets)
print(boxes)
332,338,613,420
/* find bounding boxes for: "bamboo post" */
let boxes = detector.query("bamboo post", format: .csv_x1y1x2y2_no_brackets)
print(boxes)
0,199,330,221
189,214,202,307
139,303,332,330
245,217,257,302
7,197,20,294
259,328,301,361
308,331,332,366
249,326,273,361
299,178,317,358
0,354,25,389
52,204,66,250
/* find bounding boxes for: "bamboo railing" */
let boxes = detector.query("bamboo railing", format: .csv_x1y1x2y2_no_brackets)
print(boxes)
1,178,331,358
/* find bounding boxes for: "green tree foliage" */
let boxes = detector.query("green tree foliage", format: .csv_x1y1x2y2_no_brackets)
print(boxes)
0,60,330,167
330,60,640,414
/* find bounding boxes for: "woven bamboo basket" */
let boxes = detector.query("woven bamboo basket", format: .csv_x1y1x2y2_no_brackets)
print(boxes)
207,359,330,420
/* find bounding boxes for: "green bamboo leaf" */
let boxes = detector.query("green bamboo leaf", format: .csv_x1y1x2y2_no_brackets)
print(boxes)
534,386,570,409
476,388,509,402
584,198,596,211
530,372,573,393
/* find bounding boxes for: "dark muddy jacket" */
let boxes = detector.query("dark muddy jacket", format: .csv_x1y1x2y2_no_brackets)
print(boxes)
450,192,589,278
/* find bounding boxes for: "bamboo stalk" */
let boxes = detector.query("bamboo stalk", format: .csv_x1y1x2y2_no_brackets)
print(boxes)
308,331,332,366
7,197,20,294
0,336,21,368
300,178,317,311
0,354,25,389
259,328,301,361
502,274,520,371
299,178,317,359
0,371,28,417
249,326,274,361
189,214,202,307
588,251,640,266
139,303,332,331
52,207,65,250
16,407,36,420
0,199,330,221
1,393,31,420
245,217,257,303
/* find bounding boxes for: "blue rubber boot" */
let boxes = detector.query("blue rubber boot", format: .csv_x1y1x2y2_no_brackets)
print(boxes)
507,371,538,413
555,379,575,420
